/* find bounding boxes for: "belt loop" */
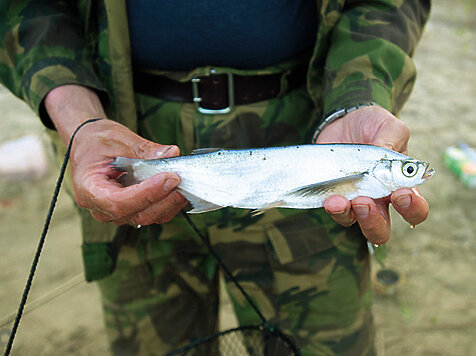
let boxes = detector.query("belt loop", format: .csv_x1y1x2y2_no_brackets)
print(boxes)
278,70,291,97
281,63,308,97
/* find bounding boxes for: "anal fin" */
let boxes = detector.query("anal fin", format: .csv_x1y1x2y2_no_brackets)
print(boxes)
178,189,224,214
250,200,285,216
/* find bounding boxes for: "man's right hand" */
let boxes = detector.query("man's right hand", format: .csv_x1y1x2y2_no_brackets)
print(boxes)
45,85,188,226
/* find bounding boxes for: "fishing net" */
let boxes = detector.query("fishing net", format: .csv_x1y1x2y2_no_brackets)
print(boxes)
166,325,299,356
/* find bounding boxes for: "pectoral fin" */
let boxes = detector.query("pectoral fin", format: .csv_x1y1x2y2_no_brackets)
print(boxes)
178,189,224,214
286,173,367,198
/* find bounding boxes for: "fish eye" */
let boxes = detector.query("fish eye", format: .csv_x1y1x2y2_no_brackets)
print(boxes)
402,162,418,177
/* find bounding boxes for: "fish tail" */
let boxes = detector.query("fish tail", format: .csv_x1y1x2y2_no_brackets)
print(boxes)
110,157,139,186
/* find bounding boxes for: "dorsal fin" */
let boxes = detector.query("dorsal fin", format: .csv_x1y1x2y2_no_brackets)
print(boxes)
190,148,224,155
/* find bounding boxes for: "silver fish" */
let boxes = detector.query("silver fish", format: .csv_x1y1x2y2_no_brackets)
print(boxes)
112,144,434,214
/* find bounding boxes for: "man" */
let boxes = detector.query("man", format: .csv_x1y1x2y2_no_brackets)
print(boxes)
0,1,430,355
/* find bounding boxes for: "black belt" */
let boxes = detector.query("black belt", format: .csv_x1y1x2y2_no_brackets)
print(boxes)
133,64,307,114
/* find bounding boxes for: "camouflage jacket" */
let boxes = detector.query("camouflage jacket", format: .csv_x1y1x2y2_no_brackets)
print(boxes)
1,0,430,125
0,0,430,280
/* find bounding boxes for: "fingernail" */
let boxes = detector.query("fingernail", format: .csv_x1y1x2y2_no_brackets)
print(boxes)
395,195,411,209
156,146,176,158
354,205,370,219
411,187,423,198
329,208,347,216
163,178,179,193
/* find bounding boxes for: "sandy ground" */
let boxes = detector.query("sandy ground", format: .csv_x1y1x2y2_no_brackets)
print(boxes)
1,2,475,355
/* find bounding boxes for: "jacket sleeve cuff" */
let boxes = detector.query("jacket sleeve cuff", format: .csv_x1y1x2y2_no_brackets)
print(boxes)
21,58,108,129
322,72,393,120
322,37,418,121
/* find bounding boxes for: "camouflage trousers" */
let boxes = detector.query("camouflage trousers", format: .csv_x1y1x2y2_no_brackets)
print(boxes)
96,83,376,356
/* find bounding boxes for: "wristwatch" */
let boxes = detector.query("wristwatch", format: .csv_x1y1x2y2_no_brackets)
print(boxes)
312,102,375,142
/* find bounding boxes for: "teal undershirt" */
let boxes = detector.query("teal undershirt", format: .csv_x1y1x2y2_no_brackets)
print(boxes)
126,0,318,70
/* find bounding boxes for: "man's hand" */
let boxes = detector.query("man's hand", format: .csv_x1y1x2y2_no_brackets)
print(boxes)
316,105,429,245
45,85,188,226
69,119,188,226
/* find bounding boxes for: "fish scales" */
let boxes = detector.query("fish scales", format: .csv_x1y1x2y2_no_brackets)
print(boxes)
112,144,434,214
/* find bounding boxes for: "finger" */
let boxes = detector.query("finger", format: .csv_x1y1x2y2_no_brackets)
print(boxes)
90,210,114,224
109,173,181,217
157,144,180,158
128,191,188,226
90,190,186,226
324,195,356,227
351,197,391,245
372,117,410,154
83,172,181,220
391,188,429,226
134,142,180,160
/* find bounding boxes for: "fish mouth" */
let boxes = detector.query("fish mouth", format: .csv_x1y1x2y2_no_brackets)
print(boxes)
422,164,435,180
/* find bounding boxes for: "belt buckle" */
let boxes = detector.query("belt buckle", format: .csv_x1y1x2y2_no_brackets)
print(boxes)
191,69,234,115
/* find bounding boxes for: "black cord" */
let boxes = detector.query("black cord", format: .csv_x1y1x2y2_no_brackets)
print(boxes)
3,118,102,356
4,117,297,355
180,211,268,325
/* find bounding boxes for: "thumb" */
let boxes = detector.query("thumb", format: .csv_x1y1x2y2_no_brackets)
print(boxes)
132,140,181,159
156,144,181,159
372,117,410,154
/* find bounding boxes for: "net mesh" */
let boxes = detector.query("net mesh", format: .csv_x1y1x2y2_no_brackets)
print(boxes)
165,325,300,356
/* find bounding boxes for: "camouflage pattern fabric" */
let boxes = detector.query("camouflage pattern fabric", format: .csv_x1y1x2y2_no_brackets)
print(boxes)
0,0,430,355
97,88,375,355
0,0,430,252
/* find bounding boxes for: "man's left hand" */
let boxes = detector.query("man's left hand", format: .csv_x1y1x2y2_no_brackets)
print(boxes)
316,105,429,246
